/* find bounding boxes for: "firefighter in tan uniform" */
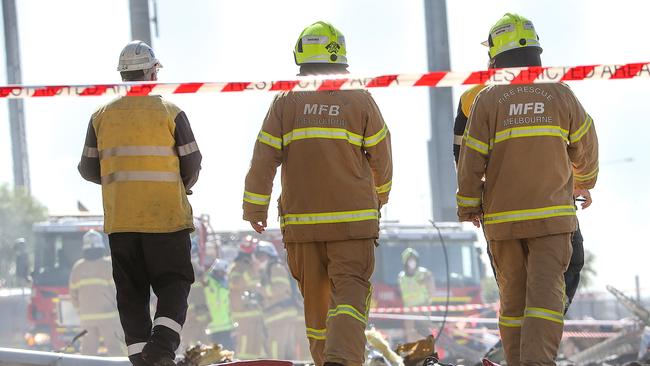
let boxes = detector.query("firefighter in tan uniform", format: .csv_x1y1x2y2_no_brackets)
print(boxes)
229,239,266,359
456,14,599,366
242,21,393,366
254,241,298,359
180,262,210,350
69,230,125,356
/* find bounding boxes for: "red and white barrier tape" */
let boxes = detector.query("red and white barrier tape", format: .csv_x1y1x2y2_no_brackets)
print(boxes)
368,312,634,327
1,62,648,99
370,302,496,314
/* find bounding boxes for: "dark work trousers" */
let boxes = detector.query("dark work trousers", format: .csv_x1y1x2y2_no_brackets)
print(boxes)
109,230,194,365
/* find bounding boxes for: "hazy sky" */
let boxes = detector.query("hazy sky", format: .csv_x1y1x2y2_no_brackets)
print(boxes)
0,0,648,292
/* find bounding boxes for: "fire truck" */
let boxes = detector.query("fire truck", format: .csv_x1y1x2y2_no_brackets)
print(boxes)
24,213,218,350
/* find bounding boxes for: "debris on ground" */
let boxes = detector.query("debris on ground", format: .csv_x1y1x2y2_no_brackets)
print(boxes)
365,327,405,366
177,343,234,366
395,335,438,366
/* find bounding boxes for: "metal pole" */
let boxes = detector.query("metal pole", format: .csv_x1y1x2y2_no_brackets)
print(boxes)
424,0,456,221
636,275,641,303
2,0,30,191
129,0,152,45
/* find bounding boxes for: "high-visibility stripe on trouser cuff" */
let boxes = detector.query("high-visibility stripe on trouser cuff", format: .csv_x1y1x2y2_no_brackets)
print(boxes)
281,209,378,226
306,327,326,340
524,307,564,324
243,191,271,205
498,315,523,328
327,304,367,325
153,316,182,334
127,342,146,356
483,205,576,225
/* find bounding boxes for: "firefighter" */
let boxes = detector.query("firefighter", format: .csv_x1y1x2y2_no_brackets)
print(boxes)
255,241,298,359
180,262,210,350
69,230,125,356
229,238,266,359
456,13,598,366
397,248,435,341
452,15,589,362
242,21,393,366
78,40,202,366
204,258,235,350
452,23,586,317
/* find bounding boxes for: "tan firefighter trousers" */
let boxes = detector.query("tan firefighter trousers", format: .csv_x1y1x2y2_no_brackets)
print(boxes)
490,233,572,366
286,239,374,366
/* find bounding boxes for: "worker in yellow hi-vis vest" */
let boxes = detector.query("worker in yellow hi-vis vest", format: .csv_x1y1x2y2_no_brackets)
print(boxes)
397,248,435,341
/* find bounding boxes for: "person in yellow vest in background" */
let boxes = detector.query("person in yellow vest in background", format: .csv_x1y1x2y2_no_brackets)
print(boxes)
398,248,436,341
69,230,125,356
205,259,235,350
228,238,266,359
181,261,210,350
254,241,298,360
78,40,202,366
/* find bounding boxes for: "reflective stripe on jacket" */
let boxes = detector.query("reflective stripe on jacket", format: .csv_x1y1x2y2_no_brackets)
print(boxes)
243,90,393,243
457,83,599,240
78,96,201,234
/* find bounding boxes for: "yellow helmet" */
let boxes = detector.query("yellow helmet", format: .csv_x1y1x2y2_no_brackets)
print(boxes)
485,13,542,59
294,21,348,66
401,248,419,265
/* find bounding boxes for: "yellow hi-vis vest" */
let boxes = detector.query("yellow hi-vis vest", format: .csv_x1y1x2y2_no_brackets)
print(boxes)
92,96,193,234
398,268,432,307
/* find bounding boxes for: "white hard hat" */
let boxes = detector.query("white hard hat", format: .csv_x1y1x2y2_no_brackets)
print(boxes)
117,40,162,72
209,258,229,274
82,230,105,250
256,241,278,258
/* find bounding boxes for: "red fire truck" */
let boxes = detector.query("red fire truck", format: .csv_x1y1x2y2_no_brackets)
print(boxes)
24,213,217,350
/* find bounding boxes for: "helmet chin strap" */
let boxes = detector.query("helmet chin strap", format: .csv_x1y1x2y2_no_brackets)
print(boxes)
143,67,158,81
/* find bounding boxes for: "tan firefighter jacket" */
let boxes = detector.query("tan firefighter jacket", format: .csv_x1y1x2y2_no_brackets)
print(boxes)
457,83,598,241
69,257,119,323
243,90,393,243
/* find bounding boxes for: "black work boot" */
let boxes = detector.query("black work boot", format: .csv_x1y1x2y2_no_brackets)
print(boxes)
141,346,177,366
